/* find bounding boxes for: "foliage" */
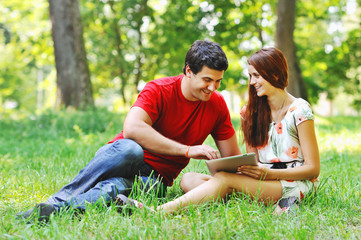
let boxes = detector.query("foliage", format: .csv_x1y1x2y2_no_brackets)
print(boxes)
296,0,361,104
0,0,360,112
0,110,360,238
343,28,361,109
0,0,53,111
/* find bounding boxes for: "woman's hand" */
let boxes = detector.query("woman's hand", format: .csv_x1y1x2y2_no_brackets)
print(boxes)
237,163,269,180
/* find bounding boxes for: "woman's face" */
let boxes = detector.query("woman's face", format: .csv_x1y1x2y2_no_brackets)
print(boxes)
248,65,275,97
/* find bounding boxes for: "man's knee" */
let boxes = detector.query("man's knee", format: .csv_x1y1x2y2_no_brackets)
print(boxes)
112,139,144,162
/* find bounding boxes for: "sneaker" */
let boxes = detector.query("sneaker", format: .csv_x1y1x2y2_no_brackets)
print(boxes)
15,209,34,222
274,197,298,215
114,194,143,215
16,203,56,224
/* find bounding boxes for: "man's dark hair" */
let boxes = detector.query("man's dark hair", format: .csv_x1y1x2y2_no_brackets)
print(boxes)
182,40,228,75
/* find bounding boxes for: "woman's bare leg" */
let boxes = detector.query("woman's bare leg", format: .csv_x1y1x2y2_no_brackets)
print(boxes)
180,172,213,193
158,174,230,213
215,172,283,202
158,171,283,213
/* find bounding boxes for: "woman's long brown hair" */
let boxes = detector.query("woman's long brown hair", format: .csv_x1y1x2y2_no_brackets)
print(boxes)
242,48,289,147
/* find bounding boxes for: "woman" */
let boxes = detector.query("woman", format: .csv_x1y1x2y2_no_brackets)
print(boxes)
117,47,320,214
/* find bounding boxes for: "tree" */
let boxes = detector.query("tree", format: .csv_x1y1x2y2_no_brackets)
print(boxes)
0,0,54,112
79,0,154,106
212,0,277,92
275,0,308,100
108,0,151,100
48,0,94,109
3,0,359,113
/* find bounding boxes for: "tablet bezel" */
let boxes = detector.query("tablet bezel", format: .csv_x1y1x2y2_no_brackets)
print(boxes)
205,153,258,176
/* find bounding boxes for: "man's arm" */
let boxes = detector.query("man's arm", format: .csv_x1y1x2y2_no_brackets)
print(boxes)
214,134,242,157
123,106,221,160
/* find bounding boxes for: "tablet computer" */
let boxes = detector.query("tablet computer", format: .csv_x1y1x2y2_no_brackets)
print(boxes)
205,153,257,176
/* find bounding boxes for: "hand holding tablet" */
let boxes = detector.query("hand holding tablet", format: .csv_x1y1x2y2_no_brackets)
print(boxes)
205,153,258,176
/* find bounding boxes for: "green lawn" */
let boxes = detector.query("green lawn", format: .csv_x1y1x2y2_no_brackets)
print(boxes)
1,109,360,239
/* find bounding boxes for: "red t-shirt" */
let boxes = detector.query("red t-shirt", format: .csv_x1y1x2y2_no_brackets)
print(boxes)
109,75,235,185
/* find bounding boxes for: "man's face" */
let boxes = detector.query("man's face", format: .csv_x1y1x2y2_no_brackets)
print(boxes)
185,65,224,102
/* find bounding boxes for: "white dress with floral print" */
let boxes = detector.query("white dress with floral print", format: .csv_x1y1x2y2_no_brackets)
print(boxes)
242,98,319,201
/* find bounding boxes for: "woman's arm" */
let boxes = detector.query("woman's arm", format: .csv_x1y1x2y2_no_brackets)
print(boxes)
240,120,320,181
241,117,260,161
245,144,260,162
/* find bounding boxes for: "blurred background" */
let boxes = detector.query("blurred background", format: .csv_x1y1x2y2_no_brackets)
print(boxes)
0,0,360,116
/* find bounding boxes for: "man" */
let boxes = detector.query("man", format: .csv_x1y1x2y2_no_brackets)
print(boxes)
17,40,241,222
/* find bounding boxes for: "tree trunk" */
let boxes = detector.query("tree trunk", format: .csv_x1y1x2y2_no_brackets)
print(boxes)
275,0,307,100
49,0,94,109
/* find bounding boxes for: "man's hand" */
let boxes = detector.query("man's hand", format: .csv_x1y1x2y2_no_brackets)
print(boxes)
187,145,221,160
237,163,269,180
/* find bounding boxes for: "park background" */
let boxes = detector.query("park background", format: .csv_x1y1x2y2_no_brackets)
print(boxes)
1,0,360,239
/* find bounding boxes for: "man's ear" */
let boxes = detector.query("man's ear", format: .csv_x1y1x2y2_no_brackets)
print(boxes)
185,65,192,77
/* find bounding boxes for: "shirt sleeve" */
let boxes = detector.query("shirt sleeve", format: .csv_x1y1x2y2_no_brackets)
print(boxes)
132,82,161,124
293,100,315,126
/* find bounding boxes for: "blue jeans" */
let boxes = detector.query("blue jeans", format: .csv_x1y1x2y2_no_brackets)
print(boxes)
46,139,166,211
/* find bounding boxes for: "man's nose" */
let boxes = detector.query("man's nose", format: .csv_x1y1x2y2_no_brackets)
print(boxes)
207,83,216,91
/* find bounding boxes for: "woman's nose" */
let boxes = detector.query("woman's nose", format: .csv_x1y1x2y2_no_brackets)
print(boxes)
249,77,255,85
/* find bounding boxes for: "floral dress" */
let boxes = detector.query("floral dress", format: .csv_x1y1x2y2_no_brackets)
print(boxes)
242,98,319,202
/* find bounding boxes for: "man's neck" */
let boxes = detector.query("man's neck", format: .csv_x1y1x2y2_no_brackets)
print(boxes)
181,75,197,101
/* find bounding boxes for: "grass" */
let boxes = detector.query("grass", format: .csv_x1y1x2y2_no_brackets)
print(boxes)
0,109,360,239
